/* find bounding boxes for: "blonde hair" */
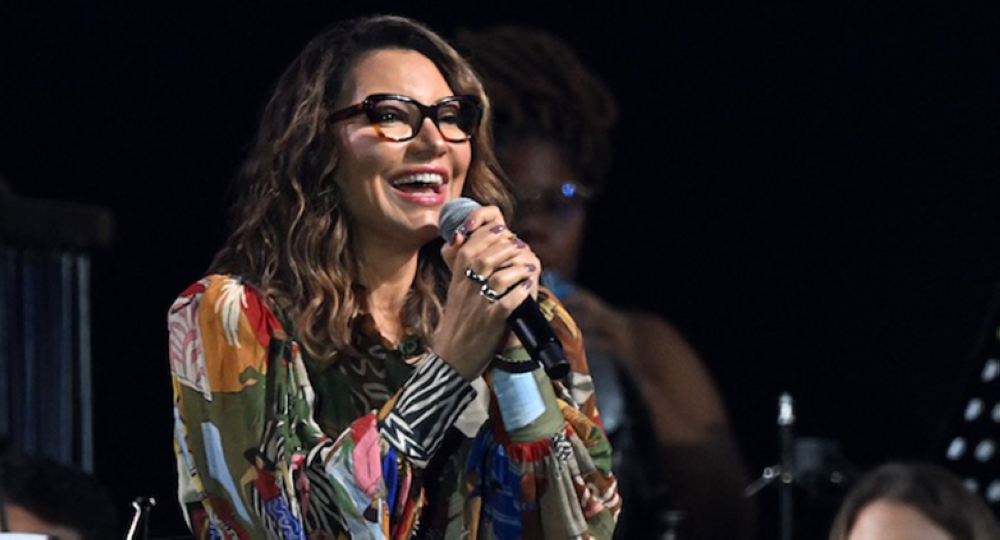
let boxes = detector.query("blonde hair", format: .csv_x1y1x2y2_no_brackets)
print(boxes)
211,15,512,364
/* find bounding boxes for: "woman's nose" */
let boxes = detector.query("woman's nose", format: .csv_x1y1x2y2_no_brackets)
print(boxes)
408,117,448,156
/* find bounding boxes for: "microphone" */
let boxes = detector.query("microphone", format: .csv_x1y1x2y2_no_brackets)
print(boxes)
439,197,570,379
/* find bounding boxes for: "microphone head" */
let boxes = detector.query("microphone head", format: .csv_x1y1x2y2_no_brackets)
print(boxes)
439,197,481,242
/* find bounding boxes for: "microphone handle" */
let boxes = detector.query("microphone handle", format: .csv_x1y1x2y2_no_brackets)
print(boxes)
509,297,570,379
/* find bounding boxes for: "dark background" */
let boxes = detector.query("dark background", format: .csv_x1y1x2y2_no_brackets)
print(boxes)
1,1,998,536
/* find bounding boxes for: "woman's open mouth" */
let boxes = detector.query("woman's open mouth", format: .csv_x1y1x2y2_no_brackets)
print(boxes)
391,172,447,205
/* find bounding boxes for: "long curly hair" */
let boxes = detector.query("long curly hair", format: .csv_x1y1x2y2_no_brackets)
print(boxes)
455,26,617,191
210,15,512,364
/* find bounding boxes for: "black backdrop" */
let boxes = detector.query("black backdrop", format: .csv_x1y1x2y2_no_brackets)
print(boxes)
1,1,998,536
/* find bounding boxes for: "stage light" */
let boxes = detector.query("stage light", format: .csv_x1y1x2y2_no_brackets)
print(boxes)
934,293,1000,517
988,480,1000,503
947,437,967,460
966,398,984,421
982,359,999,382
976,439,997,462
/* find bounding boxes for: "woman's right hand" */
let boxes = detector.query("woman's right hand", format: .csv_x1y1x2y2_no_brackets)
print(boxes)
562,287,638,361
433,205,541,380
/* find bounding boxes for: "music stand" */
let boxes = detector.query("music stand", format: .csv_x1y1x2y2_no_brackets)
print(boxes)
747,393,856,539
0,176,113,472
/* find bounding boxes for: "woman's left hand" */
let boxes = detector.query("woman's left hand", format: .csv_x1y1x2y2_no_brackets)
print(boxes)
562,287,637,360
433,205,541,379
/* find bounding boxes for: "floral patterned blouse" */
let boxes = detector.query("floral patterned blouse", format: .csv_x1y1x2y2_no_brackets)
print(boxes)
169,275,620,540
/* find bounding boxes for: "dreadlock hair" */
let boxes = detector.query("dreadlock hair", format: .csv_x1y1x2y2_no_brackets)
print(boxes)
210,15,512,365
455,26,618,192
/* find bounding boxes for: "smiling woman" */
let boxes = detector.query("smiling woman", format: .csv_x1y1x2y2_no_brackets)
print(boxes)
167,14,620,540
329,49,473,253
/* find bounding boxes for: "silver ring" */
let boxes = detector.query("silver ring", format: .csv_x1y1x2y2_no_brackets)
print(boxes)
480,284,500,304
465,268,487,285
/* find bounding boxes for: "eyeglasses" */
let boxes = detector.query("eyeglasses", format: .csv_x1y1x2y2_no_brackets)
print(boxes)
328,94,482,142
515,182,593,217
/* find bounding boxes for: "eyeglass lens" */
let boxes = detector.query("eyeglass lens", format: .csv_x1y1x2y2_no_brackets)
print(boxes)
368,98,478,141
517,183,590,216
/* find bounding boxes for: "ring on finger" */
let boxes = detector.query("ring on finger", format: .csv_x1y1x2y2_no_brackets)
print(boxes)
480,284,501,304
465,268,487,285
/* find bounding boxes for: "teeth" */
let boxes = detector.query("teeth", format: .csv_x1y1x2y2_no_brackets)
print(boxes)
392,173,443,187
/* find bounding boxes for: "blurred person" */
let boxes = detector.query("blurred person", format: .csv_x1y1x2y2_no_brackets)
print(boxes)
457,26,755,540
0,447,118,540
169,15,620,540
828,461,1000,540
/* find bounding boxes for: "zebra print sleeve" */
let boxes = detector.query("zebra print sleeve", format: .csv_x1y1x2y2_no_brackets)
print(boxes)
379,353,477,468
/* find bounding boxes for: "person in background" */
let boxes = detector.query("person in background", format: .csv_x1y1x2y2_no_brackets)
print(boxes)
169,15,619,540
0,446,118,540
828,462,1000,540
457,26,756,540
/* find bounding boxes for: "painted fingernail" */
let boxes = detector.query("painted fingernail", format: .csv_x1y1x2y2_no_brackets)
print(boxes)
522,279,533,289
460,218,475,234
526,263,537,272
515,240,527,248
490,224,506,234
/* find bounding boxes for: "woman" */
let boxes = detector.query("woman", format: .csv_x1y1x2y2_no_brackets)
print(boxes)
456,26,754,540
828,462,1000,540
0,447,118,540
168,15,619,540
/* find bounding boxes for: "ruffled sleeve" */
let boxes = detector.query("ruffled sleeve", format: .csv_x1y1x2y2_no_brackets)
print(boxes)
169,275,478,540
463,289,621,540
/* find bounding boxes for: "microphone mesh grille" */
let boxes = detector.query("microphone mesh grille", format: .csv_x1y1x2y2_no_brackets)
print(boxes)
438,197,481,241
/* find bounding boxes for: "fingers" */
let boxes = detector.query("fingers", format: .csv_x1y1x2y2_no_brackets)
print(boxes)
562,287,604,314
563,287,633,355
432,206,541,378
445,205,507,247
441,205,507,271
460,246,538,308
439,206,538,299
441,206,540,304
464,229,525,277
466,234,539,301
444,206,526,276
482,255,538,303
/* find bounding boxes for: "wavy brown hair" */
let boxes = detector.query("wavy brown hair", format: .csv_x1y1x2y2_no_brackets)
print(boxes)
210,15,512,364
828,462,1000,540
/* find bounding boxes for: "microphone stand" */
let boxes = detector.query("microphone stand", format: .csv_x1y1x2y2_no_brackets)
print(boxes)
746,393,796,540
778,393,795,540
124,497,156,540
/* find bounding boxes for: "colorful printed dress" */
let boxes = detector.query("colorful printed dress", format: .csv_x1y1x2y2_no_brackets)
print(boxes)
169,275,620,540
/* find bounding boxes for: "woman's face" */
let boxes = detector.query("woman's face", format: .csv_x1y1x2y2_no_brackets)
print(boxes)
847,500,954,540
500,138,586,279
333,48,471,250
